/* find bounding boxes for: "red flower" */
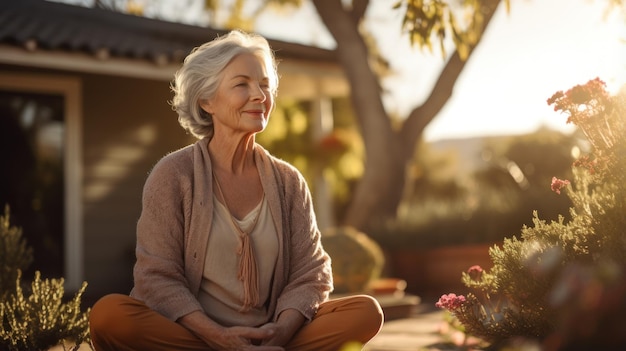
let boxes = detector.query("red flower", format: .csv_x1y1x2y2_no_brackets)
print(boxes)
318,133,345,152
551,177,570,195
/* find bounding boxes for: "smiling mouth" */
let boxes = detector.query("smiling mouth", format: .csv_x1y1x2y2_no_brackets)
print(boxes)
246,105,266,113
245,109,266,115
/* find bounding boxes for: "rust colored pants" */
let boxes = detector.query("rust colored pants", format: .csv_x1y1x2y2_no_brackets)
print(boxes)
89,293,384,351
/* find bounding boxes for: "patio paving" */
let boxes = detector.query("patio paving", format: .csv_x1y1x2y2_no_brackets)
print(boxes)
365,307,449,351
362,294,475,351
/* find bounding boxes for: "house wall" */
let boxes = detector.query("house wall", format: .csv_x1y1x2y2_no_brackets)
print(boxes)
81,73,195,299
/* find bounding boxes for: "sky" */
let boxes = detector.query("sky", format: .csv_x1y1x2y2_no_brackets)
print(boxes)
53,0,626,142
253,0,626,142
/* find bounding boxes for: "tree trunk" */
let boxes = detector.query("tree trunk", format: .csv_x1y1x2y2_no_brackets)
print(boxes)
312,0,403,231
312,0,502,233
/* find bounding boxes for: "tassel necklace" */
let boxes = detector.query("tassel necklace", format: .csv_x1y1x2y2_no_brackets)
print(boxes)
213,171,262,312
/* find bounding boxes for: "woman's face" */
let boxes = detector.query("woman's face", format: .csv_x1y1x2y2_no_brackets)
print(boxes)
201,52,274,135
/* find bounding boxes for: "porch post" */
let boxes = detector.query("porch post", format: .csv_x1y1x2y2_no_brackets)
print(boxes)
310,94,334,232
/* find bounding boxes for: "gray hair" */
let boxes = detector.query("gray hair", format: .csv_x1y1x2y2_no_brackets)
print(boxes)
170,30,279,139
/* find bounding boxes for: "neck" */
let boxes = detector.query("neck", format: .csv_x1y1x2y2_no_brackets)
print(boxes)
208,133,256,175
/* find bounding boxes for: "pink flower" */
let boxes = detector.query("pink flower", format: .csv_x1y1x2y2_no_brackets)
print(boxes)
435,293,466,310
468,265,483,274
547,77,609,125
551,177,570,195
467,265,483,281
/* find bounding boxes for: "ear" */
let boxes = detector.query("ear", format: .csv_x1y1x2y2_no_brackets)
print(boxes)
199,99,213,115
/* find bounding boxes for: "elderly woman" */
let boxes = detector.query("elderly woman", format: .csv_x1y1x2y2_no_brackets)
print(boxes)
88,30,384,351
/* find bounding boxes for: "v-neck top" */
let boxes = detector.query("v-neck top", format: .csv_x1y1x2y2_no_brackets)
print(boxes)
197,194,278,327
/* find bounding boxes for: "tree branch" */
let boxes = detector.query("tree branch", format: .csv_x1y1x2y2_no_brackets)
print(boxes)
312,0,394,148
400,0,502,151
350,0,369,24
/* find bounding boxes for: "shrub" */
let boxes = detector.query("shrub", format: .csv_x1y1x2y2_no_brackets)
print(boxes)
0,205,92,351
435,78,626,350
0,205,33,297
0,272,90,351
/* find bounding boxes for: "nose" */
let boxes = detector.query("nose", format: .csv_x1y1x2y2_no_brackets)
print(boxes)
251,83,267,102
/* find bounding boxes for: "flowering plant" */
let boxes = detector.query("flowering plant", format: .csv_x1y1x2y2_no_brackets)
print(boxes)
435,78,626,349
0,206,91,351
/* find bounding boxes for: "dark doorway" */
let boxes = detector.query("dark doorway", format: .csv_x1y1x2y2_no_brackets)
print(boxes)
0,90,65,279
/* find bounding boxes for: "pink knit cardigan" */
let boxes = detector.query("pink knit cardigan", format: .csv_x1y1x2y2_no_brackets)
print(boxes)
129,137,332,324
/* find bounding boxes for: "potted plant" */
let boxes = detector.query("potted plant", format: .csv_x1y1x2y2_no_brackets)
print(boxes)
321,226,385,295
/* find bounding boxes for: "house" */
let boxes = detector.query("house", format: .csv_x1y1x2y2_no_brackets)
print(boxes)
0,0,348,299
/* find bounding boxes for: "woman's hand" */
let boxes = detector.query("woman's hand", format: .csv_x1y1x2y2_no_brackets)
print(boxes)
259,309,306,347
210,326,285,350
179,311,284,350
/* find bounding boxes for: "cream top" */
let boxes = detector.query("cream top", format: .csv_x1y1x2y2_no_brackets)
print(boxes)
198,194,279,327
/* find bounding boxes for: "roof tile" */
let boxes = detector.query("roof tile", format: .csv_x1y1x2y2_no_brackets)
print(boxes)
0,0,337,65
